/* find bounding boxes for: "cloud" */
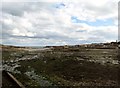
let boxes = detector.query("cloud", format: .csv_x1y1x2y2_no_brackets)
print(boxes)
1,0,119,46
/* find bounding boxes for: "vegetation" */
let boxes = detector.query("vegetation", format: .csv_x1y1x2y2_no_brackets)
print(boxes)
2,45,120,87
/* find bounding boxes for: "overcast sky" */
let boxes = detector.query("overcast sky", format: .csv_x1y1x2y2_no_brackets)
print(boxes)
1,0,119,46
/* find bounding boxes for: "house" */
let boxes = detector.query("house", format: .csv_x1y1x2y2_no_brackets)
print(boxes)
64,45,69,49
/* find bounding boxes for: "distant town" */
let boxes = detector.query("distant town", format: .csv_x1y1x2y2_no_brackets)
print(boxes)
45,41,120,49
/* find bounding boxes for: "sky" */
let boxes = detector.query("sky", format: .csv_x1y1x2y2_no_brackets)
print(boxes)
0,0,119,46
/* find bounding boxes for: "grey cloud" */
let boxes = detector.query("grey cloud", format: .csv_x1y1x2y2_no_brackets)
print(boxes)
2,2,54,16
89,29,117,41
84,3,115,16
2,2,26,16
